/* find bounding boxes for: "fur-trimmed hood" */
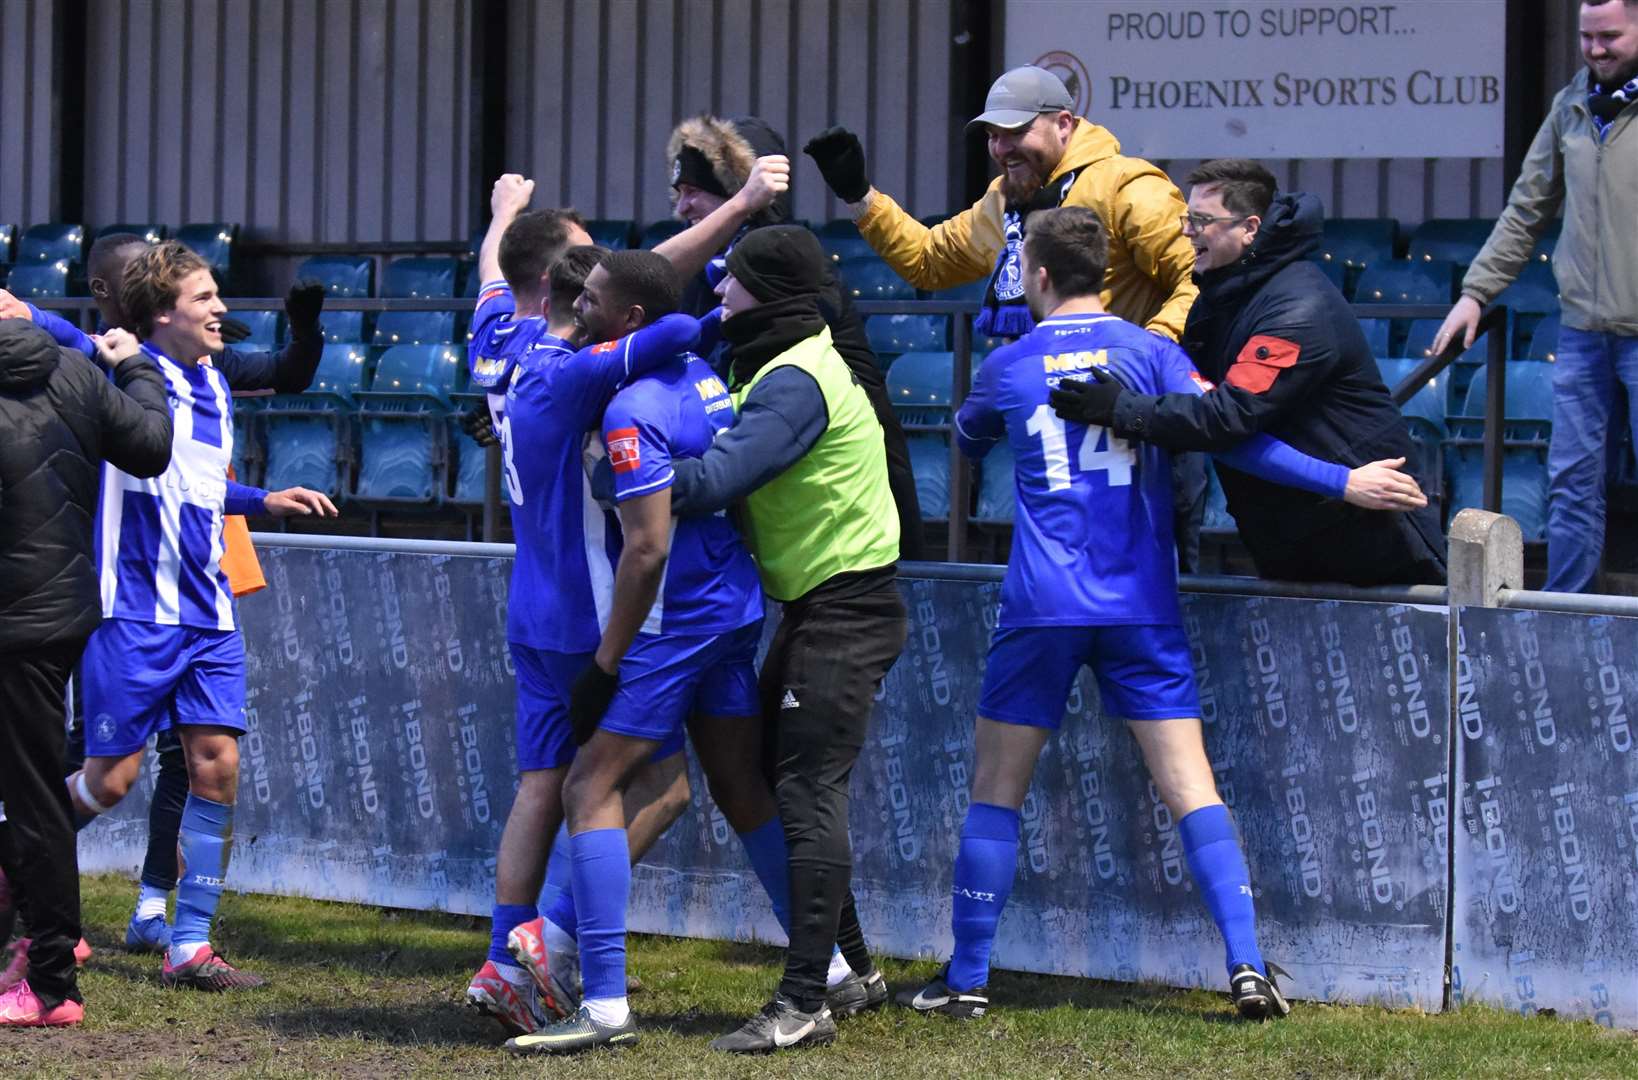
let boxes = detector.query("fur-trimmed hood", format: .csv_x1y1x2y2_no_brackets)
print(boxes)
667,114,791,225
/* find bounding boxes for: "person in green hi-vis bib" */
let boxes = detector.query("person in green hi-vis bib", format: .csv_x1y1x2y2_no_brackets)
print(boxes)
658,226,909,1054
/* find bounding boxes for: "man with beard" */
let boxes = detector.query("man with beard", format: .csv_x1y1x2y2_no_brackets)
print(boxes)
804,66,1203,564
1429,0,1638,593
1051,160,1447,586
652,114,925,558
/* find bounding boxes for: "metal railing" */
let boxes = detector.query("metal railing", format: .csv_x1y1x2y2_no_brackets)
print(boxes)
43,295,1517,562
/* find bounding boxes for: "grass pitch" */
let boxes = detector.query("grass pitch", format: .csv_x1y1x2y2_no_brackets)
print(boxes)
0,875,1632,1079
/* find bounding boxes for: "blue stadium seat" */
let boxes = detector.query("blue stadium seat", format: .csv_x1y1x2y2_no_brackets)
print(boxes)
18,224,85,265
448,400,491,505
974,439,1015,524
816,220,876,264
1448,360,1553,538
1316,218,1395,271
7,262,70,298
1354,260,1455,305
353,344,463,502
230,399,262,487
260,344,371,497
372,311,456,346
320,311,367,344
1407,219,1494,267
97,223,167,245
232,310,281,347
866,314,947,360
1495,261,1560,351
296,255,374,297
587,219,634,250
0,224,14,264
1526,314,1560,362
1401,318,1496,371
838,256,914,302
639,220,686,249
372,257,457,345
906,435,951,521
1356,317,1392,357
1375,357,1448,501
886,350,953,422
175,223,238,272
924,277,990,304
382,256,457,299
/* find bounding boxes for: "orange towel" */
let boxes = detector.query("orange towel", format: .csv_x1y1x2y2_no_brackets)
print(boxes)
221,466,266,597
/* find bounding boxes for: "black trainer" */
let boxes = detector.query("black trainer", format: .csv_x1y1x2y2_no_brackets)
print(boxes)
826,967,888,1019
709,993,837,1053
1231,962,1292,1021
504,1004,639,1054
895,965,989,1019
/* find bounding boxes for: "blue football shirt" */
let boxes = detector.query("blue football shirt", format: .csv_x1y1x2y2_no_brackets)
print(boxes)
502,314,700,651
955,313,1215,628
602,355,764,635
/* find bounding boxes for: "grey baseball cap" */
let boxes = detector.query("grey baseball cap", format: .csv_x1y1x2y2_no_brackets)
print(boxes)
967,66,1075,132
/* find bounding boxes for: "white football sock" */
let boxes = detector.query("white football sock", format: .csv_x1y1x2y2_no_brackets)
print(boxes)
168,941,208,967
583,995,630,1027
825,948,852,988
135,883,168,922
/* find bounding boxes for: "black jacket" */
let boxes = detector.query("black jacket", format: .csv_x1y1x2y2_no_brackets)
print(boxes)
0,322,173,652
1109,192,1445,584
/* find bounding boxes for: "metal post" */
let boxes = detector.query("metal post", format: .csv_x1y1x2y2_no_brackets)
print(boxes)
482,443,502,542
947,314,973,563
1482,314,1506,512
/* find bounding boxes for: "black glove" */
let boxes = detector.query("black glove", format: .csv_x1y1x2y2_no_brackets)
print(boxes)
803,126,871,203
569,661,620,746
284,279,326,340
1048,367,1125,428
217,316,252,345
459,407,499,448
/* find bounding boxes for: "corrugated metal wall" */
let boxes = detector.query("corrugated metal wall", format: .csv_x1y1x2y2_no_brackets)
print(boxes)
4,0,1591,241
79,0,475,245
506,0,958,227
0,0,61,229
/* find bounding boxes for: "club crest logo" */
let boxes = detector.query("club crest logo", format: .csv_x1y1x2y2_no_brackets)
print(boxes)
1034,49,1091,114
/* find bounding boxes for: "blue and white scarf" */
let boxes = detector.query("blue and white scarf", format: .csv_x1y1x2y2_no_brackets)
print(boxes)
1589,74,1638,141
975,169,1079,339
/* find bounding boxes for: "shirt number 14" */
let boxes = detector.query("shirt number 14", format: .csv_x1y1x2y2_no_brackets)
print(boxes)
1026,403,1136,491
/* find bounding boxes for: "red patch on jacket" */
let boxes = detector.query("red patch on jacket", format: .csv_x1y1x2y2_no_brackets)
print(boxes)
1224,335,1300,394
607,427,641,473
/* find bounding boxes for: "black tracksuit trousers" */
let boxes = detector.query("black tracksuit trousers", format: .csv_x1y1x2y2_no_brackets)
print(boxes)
0,640,88,1010
760,568,908,1013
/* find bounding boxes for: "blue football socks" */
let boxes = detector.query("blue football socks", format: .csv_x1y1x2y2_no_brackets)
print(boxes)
736,815,792,935
569,827,631,1007
172,794,233,955
488,902,535,967
1178,803,1266,977
946,802,1020,993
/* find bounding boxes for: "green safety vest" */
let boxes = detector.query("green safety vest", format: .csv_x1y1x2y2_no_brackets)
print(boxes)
733,326,899,601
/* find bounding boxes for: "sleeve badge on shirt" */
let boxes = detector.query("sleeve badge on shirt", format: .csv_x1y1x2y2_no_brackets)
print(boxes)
607,427,641,473
592,340,619,355
1225,335,1300,394
1189,371,1215,392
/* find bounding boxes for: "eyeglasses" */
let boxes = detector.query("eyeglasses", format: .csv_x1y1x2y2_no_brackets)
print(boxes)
1180,211,1247,234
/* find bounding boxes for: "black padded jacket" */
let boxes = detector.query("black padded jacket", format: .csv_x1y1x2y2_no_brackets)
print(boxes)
1108,193,1446,585
0,321,173,652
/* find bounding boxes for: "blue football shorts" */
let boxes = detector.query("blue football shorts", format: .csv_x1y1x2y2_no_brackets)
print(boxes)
80,618,248,758
599,619,763,744
510,642,690,771
977,622,1201,725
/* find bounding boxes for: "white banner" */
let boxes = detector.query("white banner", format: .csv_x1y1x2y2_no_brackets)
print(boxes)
1004,1,1506,159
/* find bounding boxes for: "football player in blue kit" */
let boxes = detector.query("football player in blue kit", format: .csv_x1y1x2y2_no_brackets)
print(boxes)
62,242,338,992
507,250,784,1054
463,188,697,1034
897,207,1427,1022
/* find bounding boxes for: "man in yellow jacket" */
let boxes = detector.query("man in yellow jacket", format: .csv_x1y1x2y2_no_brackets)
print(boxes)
804,65,1197,343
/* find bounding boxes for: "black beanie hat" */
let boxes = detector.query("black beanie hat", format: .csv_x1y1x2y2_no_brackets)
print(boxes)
724,226,829,303
671,144,730,198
